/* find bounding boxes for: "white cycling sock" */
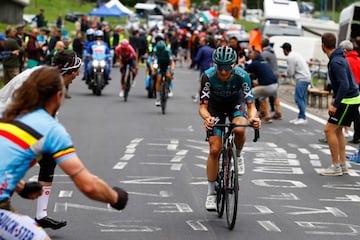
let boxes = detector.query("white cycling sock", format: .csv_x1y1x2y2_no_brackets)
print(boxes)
36,186,52,219
207,181,216,195
156,92,160,100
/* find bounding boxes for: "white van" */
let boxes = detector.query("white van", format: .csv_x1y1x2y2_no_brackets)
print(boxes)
338,2,360,44
269,35,328,75
260,0,303,38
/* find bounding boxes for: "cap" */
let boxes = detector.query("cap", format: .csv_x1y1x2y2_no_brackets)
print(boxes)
0,33,6,41
339,40,353,51
280,42,291,51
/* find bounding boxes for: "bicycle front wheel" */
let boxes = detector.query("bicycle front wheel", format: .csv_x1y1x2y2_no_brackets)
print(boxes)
160,78,168,114
124,69,131,102
216,152,226,218
225,146,239,230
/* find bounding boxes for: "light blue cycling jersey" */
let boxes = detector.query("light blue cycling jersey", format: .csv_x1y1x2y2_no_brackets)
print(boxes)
0,108,77,201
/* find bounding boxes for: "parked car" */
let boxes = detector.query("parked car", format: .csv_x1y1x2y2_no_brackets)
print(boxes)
65,12,86,22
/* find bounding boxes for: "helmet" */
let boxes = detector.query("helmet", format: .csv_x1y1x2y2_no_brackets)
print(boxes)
155,32,164,41
212,46,237,65
94,30,104,38
120,39,129,48
86,28,95,36
156,40,166,52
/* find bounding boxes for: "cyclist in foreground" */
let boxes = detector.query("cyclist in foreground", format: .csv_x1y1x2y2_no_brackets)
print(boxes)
0,67,128,240
152,40,175,106
199,46,261,211
116,39,138,98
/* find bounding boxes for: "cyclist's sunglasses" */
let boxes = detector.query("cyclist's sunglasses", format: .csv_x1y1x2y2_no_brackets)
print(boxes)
216,64,233,71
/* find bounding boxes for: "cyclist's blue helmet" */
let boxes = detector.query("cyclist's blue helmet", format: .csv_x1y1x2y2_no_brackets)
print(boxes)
212,46,237,65
86,28,95,36
156,40,166,52
94,30,104,38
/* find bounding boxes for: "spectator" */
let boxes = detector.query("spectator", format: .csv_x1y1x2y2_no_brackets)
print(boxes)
190,37,213,102
56,14,62,29
228,36,241,66
72,31,84,60
48,29,62,53
261,38,280,118
0,33,18,61
280,42,311,125
2,27,23,85
319,33,360,176
14,25,26,72
26,28,47,68
245,48,282,123
63,36,72,51
137,30,148,64
339,40,360,144
36,8,46,28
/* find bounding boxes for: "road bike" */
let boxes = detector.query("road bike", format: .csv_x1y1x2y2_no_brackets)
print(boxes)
159,70,169,114
124,64,132,102
208,123,259,230
154,65,170,114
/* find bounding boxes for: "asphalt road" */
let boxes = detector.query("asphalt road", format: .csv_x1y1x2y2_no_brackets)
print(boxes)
13,64,360,240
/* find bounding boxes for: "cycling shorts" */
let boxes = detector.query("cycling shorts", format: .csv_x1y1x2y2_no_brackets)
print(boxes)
0,209,47,240
38,153,57,182
207,98,246,137
120,58,136,74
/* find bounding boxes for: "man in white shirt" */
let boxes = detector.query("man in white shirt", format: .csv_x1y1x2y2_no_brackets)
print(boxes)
280,42,312,125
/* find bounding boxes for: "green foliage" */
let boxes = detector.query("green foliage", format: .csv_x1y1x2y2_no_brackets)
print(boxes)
0,0,129,37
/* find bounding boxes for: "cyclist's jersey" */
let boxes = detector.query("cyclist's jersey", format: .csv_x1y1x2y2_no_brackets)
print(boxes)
154,48,172,70
0,108,76,201
200,66,254,104
0,209,47,240
115,44,136,62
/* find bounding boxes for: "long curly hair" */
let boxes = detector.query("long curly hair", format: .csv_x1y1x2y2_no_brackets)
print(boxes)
2,66,64,122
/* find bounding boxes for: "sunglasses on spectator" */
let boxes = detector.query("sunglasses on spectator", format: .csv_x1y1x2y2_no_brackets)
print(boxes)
216,64,233,71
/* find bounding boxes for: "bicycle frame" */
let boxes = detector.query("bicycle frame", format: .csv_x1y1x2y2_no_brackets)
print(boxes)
124,64,132,102
210,123,259,230
156,67,168,114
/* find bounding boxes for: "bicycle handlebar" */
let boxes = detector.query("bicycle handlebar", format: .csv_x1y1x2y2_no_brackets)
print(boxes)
212,123,260,142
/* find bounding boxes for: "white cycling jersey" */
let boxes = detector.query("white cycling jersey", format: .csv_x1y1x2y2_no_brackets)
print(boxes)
0,209,47,240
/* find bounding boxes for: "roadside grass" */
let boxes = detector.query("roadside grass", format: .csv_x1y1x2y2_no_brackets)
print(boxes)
0,0,126,37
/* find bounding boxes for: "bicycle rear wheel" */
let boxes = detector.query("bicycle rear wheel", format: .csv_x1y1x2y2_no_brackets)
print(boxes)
124,69,131,102
216,152,226,218
160,78,168,114
225,146,239,230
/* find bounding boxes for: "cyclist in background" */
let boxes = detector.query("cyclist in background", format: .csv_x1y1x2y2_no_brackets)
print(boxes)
152,40,175,106
145,32,165,93
116,39,137,98
199,46,260,211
